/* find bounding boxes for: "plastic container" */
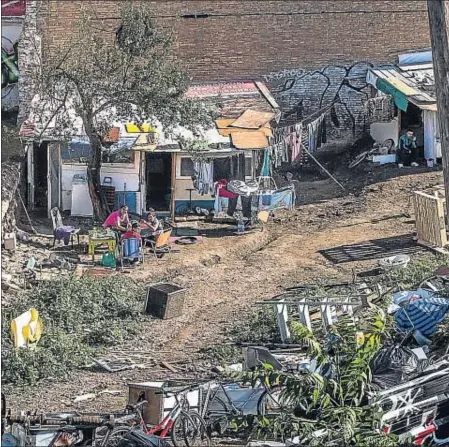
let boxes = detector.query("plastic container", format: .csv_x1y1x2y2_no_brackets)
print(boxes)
237,221,245,233
427,158,434,168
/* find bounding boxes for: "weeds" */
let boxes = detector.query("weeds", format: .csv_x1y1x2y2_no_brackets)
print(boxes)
2,276,144,386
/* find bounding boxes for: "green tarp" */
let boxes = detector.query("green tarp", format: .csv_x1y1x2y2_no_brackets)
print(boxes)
376,78,409,112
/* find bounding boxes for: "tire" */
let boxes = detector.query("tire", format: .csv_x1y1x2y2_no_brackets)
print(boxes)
205,395,230,436
171,410,195,447
348,151,368,169
101,426,132,447
185,411,212,447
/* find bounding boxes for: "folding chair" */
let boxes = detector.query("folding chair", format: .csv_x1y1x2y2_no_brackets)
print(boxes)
145,229,172,261
120,238,144,270
50,207,80,249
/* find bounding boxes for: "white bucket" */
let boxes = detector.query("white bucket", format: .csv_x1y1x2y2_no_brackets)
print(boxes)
427,159,434,168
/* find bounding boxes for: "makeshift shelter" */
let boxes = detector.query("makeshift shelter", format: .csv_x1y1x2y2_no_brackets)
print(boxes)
20,80,281,218
366,50,440,164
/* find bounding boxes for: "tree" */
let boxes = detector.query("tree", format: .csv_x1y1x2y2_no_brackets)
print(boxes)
29,2,215,220
234,308,398,446
427,0,449,222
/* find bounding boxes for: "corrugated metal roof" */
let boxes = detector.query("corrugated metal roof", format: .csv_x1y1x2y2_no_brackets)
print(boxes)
187,81,262,98
370,63,436,110
231,131,268,149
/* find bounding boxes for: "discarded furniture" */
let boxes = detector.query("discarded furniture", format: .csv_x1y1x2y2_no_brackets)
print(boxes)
87,229,116,262
145,283,185,319
120,237,144,270
256,283,373,343
50,207,80,249
145,229,173,261
413,188,448,252
127,382,202,426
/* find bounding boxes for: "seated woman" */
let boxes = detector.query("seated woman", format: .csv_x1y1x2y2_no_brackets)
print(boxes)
140,208,162,244
104,205,130,240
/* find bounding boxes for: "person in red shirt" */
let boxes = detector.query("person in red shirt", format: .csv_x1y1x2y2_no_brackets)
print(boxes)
120,221,142,243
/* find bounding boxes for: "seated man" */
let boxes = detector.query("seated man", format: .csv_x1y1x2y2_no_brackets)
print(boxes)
397,129,419,168
104,205,130,241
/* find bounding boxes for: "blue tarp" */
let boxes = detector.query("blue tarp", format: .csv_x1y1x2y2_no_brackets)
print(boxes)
394,290,449,337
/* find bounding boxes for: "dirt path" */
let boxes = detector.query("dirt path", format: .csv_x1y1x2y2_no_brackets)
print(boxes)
7,169,443,412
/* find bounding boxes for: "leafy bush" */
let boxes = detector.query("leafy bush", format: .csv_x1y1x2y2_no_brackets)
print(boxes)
2,276,144,385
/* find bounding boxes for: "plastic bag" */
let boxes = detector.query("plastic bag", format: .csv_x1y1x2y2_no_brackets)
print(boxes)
101,252,116,268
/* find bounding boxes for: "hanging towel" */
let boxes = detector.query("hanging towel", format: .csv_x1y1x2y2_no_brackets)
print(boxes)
261,149,270,177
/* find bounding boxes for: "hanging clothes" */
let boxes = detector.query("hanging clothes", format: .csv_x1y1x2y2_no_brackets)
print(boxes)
193,160,214,196
261,149,270,177
307,114,325,153
291,123,303,164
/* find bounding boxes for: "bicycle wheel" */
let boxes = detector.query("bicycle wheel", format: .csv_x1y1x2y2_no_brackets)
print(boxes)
185,411,212,447
171,410,194,447
348,151,368,169
205,395,230,436
104,426,132,447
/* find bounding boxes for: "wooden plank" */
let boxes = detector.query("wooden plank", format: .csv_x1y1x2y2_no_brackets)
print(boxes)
417,239,449,255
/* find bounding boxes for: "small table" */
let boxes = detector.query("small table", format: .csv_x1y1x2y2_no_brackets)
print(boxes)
88,229,116,262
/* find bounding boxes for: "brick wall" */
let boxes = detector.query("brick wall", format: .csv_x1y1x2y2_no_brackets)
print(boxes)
40,0,431,81
35,1,432,137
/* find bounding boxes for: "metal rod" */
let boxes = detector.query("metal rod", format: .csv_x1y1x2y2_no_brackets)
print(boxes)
302,145,346,191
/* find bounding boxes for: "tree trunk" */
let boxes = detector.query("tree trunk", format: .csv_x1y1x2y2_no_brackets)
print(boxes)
85,122,110,221
427,0,449,222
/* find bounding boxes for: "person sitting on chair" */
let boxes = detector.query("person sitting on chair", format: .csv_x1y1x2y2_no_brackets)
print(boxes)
140,208,161,232
120,221,142,244
120,221,141,266
104,204,130,242
104,205,130,231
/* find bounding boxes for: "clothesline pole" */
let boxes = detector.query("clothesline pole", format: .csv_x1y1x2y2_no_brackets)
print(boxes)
301,144,346,192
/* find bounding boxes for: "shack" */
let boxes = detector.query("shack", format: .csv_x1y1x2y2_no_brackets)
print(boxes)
21,80,281,218
366,50,440,164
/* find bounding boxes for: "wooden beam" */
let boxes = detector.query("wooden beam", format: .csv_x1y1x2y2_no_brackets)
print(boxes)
427,0,449,224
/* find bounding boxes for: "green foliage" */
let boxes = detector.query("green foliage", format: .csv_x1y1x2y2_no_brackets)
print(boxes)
2,276,144,386
228,307,284,345
233,307,397,446
199,345,243,365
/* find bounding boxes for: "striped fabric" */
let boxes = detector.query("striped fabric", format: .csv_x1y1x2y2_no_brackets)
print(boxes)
395,296,449,337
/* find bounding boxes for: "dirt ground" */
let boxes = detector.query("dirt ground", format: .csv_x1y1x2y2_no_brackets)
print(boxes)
5,163,445,413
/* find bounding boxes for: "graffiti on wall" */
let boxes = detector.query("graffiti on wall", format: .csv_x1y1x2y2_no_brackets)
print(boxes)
264,62,372,136
1,24,22,110
2,0,26,110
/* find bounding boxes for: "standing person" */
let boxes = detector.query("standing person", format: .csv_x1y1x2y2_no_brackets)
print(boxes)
397,129,419,168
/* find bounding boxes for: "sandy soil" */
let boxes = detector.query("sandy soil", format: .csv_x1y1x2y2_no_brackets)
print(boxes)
5,164,444,414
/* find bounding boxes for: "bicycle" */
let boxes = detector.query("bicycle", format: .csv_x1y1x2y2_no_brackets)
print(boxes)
199,380,285,437
141,385,211,447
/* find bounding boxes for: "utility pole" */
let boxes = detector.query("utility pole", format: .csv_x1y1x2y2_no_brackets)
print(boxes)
427,0,449,220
